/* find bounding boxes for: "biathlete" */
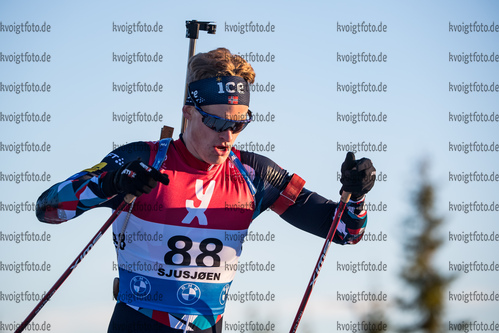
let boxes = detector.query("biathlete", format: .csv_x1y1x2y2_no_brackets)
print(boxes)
36,48,376,332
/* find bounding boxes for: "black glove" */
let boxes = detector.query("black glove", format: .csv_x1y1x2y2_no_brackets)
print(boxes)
101,159,169,197
339,152,376,201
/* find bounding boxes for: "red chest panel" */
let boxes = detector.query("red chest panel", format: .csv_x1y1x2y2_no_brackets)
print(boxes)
131,140,254,231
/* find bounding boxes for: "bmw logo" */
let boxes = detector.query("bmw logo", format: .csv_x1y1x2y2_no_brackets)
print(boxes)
177,283,201,305
219,284,231,305
129,276,152,298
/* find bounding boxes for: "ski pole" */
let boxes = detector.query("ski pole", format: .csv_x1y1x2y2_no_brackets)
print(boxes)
14,195,135,333
289,189,352,333
181,20,216,133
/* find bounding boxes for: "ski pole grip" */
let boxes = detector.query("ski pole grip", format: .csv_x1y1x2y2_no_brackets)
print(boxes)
340,191,351,204
124,194,136,204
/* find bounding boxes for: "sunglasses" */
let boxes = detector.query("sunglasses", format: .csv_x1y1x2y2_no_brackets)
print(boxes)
194,106,252,134
188,89,252,133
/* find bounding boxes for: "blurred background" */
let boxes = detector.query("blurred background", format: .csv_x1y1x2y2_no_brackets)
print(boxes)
1,1,498,332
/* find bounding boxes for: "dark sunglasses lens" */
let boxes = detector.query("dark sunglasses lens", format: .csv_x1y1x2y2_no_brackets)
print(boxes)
200,115,225,132
203,115,218,130
231,122,248,133
217,120,249,133
198,108,251,133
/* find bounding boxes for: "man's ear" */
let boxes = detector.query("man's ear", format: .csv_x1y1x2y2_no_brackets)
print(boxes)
182,105,194,120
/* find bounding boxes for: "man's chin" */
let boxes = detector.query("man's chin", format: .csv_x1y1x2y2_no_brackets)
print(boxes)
211,154,230,165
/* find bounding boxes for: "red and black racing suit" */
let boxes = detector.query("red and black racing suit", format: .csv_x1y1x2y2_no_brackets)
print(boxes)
36,136,368,332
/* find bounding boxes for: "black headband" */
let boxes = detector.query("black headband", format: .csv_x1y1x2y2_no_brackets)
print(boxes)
185,76,250,106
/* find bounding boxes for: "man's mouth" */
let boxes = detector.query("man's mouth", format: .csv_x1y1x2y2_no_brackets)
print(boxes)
214,144,230,153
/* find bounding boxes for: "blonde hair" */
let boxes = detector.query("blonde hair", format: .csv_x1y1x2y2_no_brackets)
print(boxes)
186,48,255,84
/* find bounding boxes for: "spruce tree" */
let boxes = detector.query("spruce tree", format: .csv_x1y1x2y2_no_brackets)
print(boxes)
396,162,454,333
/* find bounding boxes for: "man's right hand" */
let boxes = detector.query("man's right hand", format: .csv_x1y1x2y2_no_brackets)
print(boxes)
101,159,169,197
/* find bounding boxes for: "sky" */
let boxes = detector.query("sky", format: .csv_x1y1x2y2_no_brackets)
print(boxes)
1,1,499,332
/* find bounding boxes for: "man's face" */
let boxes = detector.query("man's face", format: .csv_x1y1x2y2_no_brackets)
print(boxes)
182,104,249,165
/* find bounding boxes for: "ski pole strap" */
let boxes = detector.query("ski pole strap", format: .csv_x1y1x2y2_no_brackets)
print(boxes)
271,174,306,215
